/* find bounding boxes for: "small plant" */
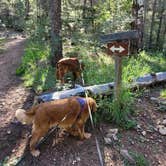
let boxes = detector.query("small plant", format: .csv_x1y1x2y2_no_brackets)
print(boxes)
160,89,166,99
111,88,135,127
123,119,137,130
95,87,136,128
94,95,113,124
0,38,6,54
124,151,149,166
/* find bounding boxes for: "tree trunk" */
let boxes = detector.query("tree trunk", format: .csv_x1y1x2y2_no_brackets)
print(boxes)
161,24,166,52
49,0,63,66
82,0,87,18
156,0,165,49
143,0,148,48
149,0,157,49
131,0,144,52
25,0,30,19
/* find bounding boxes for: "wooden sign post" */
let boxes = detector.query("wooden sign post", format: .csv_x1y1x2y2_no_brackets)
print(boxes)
107,41,129,100
114,55,122,100
100,30,139,101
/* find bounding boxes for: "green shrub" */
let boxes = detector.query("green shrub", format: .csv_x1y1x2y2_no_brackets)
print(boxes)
16,40,56,93
94,95,113,124
110,88,134,126
95,87,136,128
123,51,166,83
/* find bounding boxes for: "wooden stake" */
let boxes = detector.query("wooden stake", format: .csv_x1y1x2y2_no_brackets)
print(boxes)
114,55,122,101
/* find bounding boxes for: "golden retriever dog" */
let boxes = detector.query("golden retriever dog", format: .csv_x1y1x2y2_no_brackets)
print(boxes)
15,96,97,157
56,57,84,84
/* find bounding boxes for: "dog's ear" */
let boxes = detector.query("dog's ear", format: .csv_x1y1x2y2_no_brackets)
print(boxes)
92,101,97,112
88,98,97,112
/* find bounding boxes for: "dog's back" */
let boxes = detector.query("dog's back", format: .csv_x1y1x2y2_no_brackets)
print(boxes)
56,57,83,83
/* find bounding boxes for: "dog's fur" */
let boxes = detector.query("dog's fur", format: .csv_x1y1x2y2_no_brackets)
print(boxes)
56,57,84,84
15,96,97,157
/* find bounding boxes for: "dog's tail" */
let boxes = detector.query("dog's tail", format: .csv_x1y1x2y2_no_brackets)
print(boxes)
15,105,39,125
87,97,97,112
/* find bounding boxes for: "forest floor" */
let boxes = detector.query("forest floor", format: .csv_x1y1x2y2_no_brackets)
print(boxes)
0,32,166,166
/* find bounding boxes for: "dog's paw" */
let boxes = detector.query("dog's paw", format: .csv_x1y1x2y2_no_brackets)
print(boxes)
52,139,57,146
84,133,91,139
31,149,40,157
52,137,64,146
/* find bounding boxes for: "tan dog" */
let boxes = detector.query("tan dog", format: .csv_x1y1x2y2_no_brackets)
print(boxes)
56,57,84,84
15,96,97,157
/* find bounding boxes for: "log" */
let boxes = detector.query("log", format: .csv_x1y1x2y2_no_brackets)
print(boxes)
37,72,166,102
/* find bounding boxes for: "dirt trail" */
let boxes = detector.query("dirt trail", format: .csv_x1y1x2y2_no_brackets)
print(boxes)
0,37,33,125
0,37,34,162
0,38,24,89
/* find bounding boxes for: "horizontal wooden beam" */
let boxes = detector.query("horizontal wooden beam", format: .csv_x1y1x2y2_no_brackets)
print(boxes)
100,30,139,44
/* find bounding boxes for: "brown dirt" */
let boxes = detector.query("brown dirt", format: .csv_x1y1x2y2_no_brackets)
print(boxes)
0,35,166,166
0,36,35,164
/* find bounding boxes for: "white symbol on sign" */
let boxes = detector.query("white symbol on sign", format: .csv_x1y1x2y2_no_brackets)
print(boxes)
110,45,125,53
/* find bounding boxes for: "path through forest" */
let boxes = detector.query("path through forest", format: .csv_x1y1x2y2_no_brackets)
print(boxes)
0,34,166,166
0,36,35,163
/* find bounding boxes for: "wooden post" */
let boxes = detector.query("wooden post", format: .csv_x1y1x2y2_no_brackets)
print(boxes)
100,31,139,101
114,55,122,101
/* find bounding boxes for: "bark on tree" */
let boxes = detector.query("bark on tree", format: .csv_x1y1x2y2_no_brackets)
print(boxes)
49,0,63,66
25,0,30,19
149,0,157,49
156,0,165,49
131,0,144,53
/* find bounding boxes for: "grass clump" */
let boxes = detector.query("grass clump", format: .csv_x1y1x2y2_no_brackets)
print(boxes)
124,151,149,166
0,38,6,54
83,54,114,85
16,40,56,93
123,51,166,83
160,89,166,99
95,87,136,129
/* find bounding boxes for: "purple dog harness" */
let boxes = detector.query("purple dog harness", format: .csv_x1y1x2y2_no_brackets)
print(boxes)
76,97,86,117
